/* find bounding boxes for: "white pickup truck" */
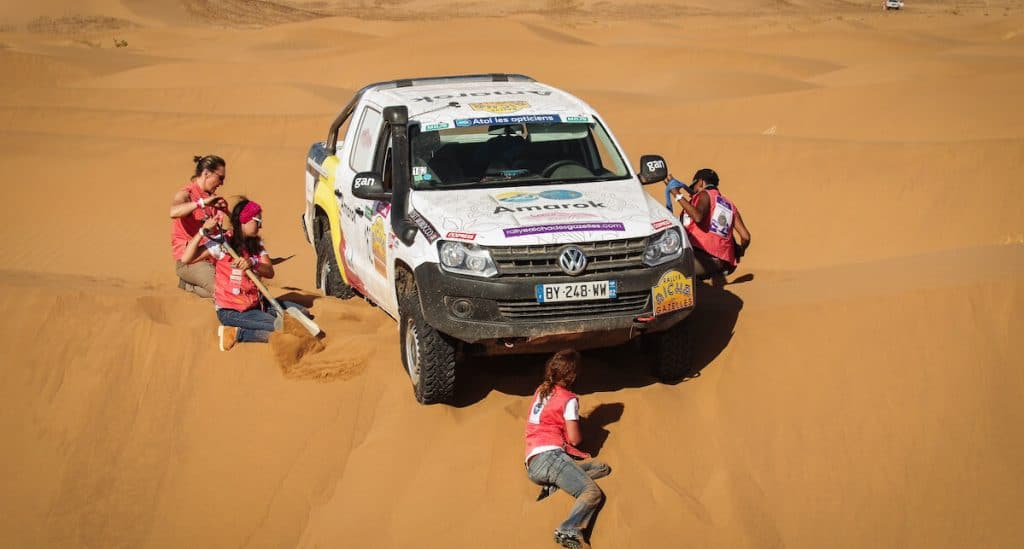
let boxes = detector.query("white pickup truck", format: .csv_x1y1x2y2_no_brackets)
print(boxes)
302,74,696,404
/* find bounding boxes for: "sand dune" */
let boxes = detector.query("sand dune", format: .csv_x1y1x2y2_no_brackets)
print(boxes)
1,1,1023,548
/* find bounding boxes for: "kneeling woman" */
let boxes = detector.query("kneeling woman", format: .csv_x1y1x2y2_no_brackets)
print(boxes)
181,198,303,351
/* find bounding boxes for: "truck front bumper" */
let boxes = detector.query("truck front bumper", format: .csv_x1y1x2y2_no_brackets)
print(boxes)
413,248,695,351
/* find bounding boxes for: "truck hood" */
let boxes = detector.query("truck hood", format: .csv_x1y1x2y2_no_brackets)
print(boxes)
408,181,678,245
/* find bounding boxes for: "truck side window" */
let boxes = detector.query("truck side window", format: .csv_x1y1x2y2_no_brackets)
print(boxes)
349,107,382,173
372,122,393,192
381,146,393,191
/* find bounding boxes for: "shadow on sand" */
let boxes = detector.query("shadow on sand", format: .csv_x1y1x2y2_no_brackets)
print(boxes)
276,289,322,309
452,282,745,407
580,402,623,458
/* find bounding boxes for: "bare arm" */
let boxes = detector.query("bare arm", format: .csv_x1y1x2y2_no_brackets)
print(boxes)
170,188,227,219
254,254,274,279
180,217,221,264
677,191,710,224
565,419,582,447
733,210,751,248
230,252,274,279
170,188,200,219
179,231,211,264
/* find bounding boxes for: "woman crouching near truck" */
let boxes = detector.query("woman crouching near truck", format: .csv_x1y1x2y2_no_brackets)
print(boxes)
525,349,612,549
180,197,306,351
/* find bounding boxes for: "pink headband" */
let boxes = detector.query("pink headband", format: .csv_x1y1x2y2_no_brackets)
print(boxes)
239,201,262,224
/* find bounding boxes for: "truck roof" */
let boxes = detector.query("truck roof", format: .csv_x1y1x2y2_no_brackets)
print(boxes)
359,74,599,129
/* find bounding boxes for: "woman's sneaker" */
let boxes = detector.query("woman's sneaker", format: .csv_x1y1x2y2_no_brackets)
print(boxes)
554,530,589,549
218,326,237,351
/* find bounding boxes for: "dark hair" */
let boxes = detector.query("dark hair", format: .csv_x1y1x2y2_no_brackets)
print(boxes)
193,154,226,178
692,168,719,188
537,349,582,401
229,197,262,258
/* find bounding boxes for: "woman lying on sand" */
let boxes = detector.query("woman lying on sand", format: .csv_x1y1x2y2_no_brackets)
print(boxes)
525,349,611,549
180,197,307,351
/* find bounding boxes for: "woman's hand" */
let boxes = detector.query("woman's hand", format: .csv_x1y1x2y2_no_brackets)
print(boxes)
231,256,250,270
202,216,220,232
202,195,228,211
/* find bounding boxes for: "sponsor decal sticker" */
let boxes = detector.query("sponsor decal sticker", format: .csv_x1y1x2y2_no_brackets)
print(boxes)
503,222,625,238
494,199,606,214
470,101,530,114
645,158,666,172
412,166,427,176
423,122,450,131
521,211,601,222
651,270,694,316
496,191,538,203
455,114,562,127
410,90,553,103
565,115,589,123
341,202,358,221
374,201,391,218
407,210,439,243
371,217,387,276
446,231,477,241
651,219,673,230
538,189,583,200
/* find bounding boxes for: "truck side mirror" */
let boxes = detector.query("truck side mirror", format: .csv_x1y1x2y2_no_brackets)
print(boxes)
352,172,392,201
637,155,667,184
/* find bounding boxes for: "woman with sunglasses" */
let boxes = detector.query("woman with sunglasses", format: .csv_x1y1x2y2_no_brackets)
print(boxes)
181,197,305,351
169,154,229,298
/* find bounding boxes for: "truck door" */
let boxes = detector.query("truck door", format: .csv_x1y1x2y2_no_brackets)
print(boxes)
359,141,394,304
338,105,383,296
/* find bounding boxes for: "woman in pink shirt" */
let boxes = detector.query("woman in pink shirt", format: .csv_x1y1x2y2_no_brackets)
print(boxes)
181,198,308,351
169,155,229,297
524,349,612,549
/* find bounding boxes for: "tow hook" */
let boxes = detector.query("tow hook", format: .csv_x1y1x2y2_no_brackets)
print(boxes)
632,315,655,330
498,337,527,348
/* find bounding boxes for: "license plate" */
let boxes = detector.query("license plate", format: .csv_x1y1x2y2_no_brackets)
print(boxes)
536,280,617,303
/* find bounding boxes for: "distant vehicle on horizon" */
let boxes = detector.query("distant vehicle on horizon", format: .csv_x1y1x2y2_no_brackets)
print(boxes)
884,0,904,9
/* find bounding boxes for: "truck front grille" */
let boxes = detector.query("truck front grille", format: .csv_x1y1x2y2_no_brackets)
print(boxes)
497,291,650,321
489,237,648,277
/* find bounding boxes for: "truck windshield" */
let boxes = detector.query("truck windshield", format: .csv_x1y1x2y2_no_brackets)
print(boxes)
409,120,630,189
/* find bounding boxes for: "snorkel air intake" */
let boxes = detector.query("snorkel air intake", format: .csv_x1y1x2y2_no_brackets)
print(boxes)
384,106,418,246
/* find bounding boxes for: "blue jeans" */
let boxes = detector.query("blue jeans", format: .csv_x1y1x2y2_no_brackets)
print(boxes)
216,301,307,343
527,450,610,537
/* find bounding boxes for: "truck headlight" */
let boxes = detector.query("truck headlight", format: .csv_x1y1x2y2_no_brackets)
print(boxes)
643,229,683,267
438,241,498,277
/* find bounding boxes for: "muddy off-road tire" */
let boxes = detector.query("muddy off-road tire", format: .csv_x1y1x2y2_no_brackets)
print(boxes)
650,316,694,382
399,284,456,404
316,224,355,300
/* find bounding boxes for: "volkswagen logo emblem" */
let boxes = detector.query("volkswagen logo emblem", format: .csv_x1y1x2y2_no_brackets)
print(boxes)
558,246,588,276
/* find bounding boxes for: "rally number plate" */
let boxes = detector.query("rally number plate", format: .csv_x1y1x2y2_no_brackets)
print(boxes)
536,280,618,303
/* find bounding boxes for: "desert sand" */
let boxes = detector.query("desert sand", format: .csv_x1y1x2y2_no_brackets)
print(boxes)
1,1,1023,547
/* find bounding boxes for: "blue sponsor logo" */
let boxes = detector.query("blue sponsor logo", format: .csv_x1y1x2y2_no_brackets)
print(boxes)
539,189,583,200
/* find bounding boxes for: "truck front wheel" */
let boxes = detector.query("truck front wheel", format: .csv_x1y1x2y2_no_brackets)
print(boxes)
399,284,456,404
316,224,355,300
650,316,694,382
